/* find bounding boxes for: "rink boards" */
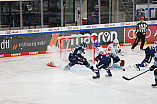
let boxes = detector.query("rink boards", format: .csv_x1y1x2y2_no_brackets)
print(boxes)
0,22,157,58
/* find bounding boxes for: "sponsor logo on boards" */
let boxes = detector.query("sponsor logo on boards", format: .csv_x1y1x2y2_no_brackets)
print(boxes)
12,44,18,50
0,40,9,50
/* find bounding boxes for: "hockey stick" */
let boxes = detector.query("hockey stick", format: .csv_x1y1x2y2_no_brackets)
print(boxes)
122,69,149,81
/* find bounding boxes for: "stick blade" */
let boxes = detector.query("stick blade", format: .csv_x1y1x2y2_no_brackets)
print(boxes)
122,76,130,81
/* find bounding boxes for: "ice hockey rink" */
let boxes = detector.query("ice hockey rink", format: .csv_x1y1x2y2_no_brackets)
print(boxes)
0,44,157,104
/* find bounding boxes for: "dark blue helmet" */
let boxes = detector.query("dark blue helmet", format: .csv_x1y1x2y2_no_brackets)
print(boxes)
156,46,157,51
81,42,87,48
94,42,100,47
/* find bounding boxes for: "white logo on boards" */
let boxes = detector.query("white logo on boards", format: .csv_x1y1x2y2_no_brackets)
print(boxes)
70,31,118,45
128,28,151,39
0,40,10,49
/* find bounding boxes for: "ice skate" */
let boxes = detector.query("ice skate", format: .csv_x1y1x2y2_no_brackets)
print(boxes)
92,74,100,79
64,65,70,70
151,83,157,87
105,73,112,77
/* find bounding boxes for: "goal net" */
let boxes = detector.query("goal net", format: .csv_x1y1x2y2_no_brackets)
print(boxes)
47,35,95,67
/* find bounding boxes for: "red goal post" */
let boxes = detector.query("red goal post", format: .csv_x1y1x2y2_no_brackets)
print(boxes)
47,35,95,67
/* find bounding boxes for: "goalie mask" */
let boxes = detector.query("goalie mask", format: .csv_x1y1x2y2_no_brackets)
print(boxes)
113,39,119,47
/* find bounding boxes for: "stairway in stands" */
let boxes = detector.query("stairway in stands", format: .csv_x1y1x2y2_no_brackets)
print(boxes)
120,0,134,22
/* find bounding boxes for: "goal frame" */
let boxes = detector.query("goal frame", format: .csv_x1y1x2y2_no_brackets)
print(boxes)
57,35,96,62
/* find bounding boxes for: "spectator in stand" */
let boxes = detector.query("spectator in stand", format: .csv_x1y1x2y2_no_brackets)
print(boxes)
135,8,145,21
91,4,99,24
87,12,96,25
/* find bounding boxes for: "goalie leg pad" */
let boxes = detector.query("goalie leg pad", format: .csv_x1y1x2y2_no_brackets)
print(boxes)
120,60,125,67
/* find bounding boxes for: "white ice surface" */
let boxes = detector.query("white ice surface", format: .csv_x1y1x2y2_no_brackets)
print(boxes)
0,44,157,104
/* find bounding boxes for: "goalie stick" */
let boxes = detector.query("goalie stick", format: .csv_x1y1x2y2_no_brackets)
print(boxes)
122,69,149,81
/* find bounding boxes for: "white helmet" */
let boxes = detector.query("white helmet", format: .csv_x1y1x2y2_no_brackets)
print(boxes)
113,39,119,44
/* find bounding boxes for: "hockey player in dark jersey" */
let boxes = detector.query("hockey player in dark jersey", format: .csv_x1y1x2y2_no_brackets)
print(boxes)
92,49,117,79
131,16,148,50
64,42,94,71
135,46,157,71
149,52,157,87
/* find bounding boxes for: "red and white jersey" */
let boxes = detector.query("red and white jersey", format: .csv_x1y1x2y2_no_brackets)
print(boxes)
95,46,104,57
106,43,120,54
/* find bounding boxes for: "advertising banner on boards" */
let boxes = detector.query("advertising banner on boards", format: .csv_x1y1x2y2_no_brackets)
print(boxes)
59,28,124,47
125,25,157,44
136,4,157,19
0,34,52,54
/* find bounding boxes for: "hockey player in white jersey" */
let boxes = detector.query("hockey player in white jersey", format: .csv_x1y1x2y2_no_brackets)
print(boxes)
106,39,125,70
92,49,117,79
94,42,104,57
107,39,121,54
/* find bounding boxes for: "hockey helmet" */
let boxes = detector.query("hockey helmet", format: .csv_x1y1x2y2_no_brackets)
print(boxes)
94,42,100,47
81,42,87,48
140,17,144,20
113,39,119,44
